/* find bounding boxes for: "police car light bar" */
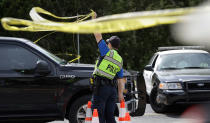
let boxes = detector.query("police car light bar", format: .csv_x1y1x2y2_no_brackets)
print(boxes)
158,46,205,51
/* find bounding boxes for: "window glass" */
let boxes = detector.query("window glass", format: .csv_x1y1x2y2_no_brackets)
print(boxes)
157,53,210,70
148,53,158,65
0,44,40,70
26,41,66,65
152,55,159,68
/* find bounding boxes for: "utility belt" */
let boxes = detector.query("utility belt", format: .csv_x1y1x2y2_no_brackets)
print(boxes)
90,75,117,95
95,75,117,86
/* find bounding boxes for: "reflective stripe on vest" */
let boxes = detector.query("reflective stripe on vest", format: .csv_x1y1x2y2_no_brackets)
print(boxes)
109,50,114,57
93,50,123,80
95,69,114,79
104,56,122,68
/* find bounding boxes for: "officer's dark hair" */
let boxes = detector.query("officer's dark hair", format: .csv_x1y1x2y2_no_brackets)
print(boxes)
107,36,121,49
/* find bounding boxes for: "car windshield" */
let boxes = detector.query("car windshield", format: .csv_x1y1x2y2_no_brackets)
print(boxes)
157,53,210,70
26,41,67,65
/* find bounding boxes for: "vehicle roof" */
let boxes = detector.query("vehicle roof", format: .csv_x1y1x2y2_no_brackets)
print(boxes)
157,49,209,55
0,36,65,63
0,37,46,55
0,37,30,43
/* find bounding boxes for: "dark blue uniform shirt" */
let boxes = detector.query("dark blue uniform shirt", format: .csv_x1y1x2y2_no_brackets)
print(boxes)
98,39,123,78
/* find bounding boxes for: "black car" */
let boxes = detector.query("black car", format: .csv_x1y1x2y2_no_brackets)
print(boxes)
143,46,210,113
0,37,145,122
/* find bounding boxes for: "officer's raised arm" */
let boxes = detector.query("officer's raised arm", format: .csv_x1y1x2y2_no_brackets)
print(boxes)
92,12,102,43
91,11,124,122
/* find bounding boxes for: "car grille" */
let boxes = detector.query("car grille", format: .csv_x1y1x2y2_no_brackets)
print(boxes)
187,82,210,91
186,81,210,102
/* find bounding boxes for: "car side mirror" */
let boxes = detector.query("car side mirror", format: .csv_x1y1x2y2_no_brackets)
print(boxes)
35,60,51,76
144,65,153,71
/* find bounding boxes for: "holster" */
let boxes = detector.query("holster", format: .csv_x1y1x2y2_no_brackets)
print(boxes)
90,76,100,95
90,75,117,95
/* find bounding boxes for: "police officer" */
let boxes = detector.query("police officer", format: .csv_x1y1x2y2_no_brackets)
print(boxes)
91,12,125,123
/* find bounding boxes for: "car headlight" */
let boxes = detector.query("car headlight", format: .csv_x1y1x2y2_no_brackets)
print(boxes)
159,83,182,90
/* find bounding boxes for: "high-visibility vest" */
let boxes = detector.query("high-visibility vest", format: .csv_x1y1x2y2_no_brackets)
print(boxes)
93,50,123,80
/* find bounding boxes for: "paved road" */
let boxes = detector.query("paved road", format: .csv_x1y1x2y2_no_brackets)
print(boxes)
131,104,195,123
50,104,205,123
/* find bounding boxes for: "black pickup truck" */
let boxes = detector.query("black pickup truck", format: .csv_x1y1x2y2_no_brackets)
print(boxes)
0,37,145,123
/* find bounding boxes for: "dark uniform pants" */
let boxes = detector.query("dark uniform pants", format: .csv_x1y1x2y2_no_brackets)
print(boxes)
91,85,117,123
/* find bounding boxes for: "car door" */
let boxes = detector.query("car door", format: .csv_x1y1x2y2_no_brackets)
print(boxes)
143,53,158,95
0,43,59,116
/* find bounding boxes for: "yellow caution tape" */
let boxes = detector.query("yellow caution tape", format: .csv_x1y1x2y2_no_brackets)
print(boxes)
69,55,81,63
55,53,81,63
2,6,210,63
33,32,81,63
34,31,56,44
1,6,204,34
33,31,81,63
30,7,86,21
33,30,82,63
0,6,201,63
28,7,88,62
29,7,94,22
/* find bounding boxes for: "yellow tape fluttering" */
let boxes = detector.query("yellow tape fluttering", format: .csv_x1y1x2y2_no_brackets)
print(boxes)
34,31,56,44
1,6,203,34
23,7,87,62
55,53,81,63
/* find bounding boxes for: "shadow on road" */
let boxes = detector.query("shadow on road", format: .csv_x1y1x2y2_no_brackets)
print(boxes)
162,104,210,123
163,104,190,118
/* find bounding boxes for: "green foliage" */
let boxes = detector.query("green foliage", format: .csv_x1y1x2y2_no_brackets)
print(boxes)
0,0,205,71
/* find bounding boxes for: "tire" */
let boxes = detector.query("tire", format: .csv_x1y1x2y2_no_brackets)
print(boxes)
149,87,168,113
130,73,146,116
68,95,92,123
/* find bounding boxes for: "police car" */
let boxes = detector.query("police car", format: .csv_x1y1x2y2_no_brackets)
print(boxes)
143,46,210,113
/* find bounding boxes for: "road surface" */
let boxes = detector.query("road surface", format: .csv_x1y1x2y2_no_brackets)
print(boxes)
50,104,206,123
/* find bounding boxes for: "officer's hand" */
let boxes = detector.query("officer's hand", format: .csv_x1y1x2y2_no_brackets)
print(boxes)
92,12,97,19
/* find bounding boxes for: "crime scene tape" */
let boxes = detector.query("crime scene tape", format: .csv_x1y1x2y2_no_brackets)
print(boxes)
28,7,88,62
29,7,94,24
2,6,210,34
34,33,81,63
55,53,81,63
31,7,93,43
33,31,56,44
33,31,81,63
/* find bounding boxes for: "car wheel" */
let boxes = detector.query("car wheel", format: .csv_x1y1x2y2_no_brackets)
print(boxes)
130,73,146,116
149,87,168,113
68,95,91,123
